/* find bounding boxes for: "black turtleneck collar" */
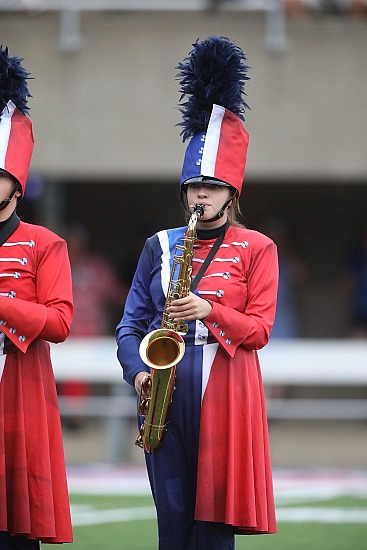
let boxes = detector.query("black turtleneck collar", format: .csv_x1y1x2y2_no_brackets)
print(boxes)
0,210,20,246
196,221,229,241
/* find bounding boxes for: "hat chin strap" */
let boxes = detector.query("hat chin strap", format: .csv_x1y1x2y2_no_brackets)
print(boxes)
0,182,20,212
180,188,235,223
198,197,233,223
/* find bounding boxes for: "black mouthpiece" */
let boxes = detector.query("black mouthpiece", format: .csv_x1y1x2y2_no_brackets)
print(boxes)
194,204,204,217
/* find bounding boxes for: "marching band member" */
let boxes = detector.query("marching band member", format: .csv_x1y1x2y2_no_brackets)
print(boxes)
116,36,278,549
0,46,73,548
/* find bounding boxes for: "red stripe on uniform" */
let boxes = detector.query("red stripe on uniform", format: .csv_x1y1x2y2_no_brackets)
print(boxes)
214,109,249,195
5,108,33,190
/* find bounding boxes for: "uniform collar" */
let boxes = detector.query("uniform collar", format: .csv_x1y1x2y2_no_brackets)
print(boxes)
196,221,228,241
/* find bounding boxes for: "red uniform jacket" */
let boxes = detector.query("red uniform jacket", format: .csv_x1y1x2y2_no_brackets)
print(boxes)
0,220,74,543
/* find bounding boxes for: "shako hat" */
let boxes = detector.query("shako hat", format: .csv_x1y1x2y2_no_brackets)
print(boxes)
0,46,34,197
176,36,250,196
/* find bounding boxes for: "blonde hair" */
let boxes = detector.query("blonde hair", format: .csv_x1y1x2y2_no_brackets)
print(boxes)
227,193,245,227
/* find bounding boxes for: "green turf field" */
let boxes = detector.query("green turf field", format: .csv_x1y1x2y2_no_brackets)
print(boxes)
42,492,367,549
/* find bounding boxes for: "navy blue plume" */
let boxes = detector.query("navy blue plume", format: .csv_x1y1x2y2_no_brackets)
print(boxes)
0,45,32,116
176,35,250,142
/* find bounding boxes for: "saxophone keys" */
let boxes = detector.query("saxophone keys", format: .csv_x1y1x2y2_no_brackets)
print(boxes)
141,374,152,396
176,321,188,334
138,397,151,417
135,424,145,448
135,435,143,448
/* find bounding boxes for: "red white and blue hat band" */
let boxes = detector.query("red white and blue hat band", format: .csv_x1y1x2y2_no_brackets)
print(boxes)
0,100,34,195
180,104,249,196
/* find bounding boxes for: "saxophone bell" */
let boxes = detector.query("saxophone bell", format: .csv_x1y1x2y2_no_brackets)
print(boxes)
139,329,185,370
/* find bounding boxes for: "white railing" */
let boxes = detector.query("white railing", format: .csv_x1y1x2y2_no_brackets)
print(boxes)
51,337,367,461
51,336,367,386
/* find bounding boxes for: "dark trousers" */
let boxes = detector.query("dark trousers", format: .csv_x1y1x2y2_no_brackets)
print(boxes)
144,346,235,550
0,533,40,550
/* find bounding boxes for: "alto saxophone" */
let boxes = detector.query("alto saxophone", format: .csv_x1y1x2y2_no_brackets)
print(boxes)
135,204,204,453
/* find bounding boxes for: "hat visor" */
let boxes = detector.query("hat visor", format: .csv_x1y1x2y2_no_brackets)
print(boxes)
182,176,231,187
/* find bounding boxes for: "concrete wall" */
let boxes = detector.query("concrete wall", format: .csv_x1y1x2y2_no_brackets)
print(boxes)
1,10,366,181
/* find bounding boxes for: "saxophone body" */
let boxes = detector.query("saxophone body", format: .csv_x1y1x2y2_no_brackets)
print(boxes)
135,204,204,453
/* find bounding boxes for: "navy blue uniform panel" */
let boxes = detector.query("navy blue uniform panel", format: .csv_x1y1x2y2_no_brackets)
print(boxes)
144,345,234,549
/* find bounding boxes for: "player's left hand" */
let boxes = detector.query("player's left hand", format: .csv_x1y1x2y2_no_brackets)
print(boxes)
167,292,212,321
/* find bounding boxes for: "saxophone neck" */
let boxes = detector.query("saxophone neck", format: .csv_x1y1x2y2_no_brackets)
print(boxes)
187,204,204,233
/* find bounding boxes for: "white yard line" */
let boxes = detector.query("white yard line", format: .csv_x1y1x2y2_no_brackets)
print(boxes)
71,505,156,526
70,504,367,526
67,466,367,526
275,507,367,523
67,466,367,497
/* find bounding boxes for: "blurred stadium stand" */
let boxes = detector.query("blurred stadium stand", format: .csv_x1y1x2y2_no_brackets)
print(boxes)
0,1,288,55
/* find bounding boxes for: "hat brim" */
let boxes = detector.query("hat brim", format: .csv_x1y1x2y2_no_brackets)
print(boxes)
182,176,231,187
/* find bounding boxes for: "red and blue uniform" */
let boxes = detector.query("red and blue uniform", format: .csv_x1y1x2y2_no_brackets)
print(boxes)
116,224,278,549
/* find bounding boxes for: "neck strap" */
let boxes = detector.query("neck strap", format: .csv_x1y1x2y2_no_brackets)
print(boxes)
190,223,228,292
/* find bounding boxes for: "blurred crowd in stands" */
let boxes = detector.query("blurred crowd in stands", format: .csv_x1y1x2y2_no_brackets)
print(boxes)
210,0,367,16
283,0,367,16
